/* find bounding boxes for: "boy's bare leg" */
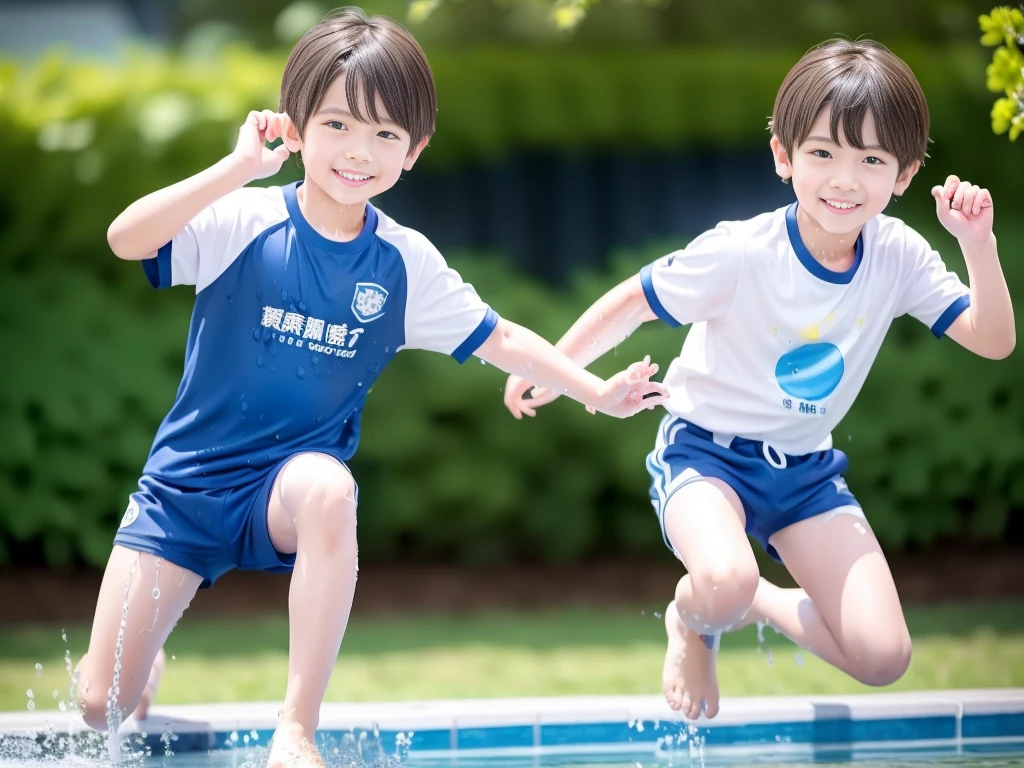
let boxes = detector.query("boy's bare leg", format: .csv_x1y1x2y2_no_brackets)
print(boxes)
265,453,359,768
130,647,166,721
661,478,759,721
77,547,202,731
746,512,911,686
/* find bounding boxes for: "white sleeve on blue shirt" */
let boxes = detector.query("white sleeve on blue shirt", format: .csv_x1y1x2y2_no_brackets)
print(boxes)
639,227,745,327
143,187,288,293
397,232,498,362
892,223,971,338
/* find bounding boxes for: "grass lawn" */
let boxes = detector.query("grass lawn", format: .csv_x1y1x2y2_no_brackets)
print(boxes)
1,601,1022,713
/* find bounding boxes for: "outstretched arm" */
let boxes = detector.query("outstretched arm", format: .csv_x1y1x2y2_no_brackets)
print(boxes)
501,275,659,418
475,315,666,419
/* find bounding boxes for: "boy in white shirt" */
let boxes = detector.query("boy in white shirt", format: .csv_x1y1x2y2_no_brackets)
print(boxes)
504,38,1014,720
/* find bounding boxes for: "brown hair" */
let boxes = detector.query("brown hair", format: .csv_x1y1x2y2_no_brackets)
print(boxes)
769,39,929,172
279,7,436,153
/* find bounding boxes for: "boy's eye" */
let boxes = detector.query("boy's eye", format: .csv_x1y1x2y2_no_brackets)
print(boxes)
864,156,884,165
378,130,398,140
326,120,347,130
811,149,832,159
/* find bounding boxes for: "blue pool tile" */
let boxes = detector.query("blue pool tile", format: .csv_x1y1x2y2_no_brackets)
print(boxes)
457,725,535,750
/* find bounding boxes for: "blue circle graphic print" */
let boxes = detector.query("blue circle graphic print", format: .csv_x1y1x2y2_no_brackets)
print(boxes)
774,343,845,401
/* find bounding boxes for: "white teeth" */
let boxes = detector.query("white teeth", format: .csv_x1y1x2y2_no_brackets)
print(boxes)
337,171,371,181
825,200,857,209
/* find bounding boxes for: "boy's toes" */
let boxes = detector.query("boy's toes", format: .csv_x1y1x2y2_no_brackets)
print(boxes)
703,697,720,719
663,684,683,711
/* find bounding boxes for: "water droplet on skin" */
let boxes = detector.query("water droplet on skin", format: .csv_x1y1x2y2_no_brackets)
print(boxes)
297,366,306,379
34,664,42,676
152,587,160,599
257,355,265,367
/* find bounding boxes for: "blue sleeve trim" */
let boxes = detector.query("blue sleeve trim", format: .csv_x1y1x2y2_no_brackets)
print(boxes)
142,242,173,289
640,263,681,328
452,307,500,363
931,294,971,339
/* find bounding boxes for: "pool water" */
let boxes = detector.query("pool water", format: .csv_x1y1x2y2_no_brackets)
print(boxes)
150,743,1024,768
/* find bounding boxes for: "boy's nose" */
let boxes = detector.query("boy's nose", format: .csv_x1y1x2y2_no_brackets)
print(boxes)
345,144,373,163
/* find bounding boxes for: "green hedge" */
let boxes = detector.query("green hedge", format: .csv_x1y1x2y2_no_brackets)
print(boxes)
1,44,1021,567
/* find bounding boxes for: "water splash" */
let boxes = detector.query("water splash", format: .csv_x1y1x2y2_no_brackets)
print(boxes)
105,557,139,761
756,621,776,667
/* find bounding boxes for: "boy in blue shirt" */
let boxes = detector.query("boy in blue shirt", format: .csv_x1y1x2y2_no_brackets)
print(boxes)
504,39,1014,721
75,8,667,766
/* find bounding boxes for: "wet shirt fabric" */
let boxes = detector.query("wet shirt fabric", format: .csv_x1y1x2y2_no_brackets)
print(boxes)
114,181,497,585
138,180,497,490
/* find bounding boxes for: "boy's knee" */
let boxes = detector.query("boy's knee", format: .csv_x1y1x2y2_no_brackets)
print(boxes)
280,453,357,512
848,632,912,686
283,454,357,549
682,561,759,629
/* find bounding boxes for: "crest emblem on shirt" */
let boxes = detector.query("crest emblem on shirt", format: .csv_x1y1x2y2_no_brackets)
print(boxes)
351,282,389,323
120,498,140,529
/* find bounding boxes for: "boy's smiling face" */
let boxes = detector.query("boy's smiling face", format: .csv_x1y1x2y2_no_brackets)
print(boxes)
771,106,919,237
286,73,428,207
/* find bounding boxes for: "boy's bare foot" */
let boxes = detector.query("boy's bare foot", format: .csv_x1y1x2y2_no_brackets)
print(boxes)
662,601,720,720
131,648,166,721
268,717,325,768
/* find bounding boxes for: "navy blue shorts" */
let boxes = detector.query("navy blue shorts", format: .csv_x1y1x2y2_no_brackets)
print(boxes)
646,416,862,562
113,452,354,588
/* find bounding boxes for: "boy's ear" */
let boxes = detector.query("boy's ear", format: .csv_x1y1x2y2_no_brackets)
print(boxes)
769,135,793,182
893,160,920,197
403,137,431,171
281,114,303,152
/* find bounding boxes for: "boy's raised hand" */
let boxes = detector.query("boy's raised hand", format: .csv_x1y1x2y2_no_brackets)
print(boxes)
932,175,994,248
233,110,293,181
